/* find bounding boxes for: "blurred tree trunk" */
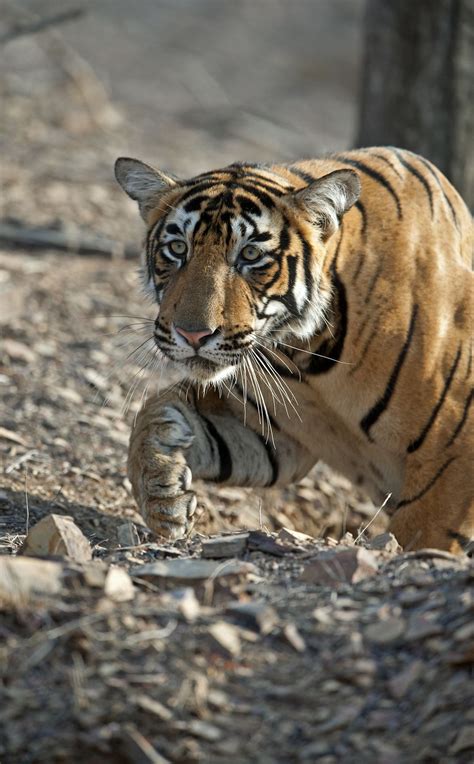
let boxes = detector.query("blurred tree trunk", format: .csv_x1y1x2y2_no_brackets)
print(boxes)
357,0,473,208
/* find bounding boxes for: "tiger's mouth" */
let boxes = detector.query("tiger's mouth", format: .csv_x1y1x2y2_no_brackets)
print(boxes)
180,355,239,383
154,337,241,383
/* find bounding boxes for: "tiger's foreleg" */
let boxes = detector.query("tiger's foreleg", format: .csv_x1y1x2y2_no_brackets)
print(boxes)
128,387,314,539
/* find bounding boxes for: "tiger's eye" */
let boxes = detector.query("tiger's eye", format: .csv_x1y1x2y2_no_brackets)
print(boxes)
168,240,187,256
241,244,261,261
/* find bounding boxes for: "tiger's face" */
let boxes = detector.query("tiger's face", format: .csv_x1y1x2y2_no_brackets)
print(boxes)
115,159,360,383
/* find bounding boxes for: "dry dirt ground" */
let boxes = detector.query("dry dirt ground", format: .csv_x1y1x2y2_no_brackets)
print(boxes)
1,8,473,764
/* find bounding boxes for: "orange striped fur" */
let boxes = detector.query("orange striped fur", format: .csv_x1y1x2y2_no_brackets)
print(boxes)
115,147,473,552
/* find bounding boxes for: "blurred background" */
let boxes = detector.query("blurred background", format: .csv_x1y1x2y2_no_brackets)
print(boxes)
0,0,471,546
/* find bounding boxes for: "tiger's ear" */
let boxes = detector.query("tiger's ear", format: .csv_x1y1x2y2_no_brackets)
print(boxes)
114,157,178,220
290,169,361,239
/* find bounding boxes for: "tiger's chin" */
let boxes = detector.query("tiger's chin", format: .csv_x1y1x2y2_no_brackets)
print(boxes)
175,356,238,386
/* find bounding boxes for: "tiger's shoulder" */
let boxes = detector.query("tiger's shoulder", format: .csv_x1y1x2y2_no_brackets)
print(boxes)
272,147,472,268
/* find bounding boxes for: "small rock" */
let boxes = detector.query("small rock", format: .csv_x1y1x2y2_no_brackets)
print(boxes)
405,614,443,641
282,622,306,652
20,514,92,562
0,556,64,605
81,562,108,588
315,701,365,733
83,368,109,391
454,621,474,641
365,617,406,644
2,338,36,364
450,726,474,754
226,600,279,634
104,567,135,602
131,558,256,585
201,533,249,558
368,532,401,554
299,741,331,760
132,693,173,721
398,587,427,606
340,531,355,545
277,527,314,544
247,530,300,556
117,521,141,548
208,621,241,657
55,387,83,405
174,719,222,742
388,660,423,698
163,587,200,622
299,547,379,586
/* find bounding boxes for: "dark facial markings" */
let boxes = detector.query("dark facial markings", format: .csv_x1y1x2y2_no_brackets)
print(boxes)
147,167,323,377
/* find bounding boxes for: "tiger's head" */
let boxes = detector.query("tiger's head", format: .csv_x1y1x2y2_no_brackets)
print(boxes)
115,158,360,384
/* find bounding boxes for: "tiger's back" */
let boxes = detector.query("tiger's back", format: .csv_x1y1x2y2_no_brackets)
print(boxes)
115,146,473,552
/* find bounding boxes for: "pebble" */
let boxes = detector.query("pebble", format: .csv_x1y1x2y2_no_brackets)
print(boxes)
365,617,406,644
20,513,92,563
368,532,401,554
405,614,443,641
104,566,135,602
388,660,423,698
226,600,279,635
450,726,474,754
208,621,242,657
2,338,36,363
282,622,306,652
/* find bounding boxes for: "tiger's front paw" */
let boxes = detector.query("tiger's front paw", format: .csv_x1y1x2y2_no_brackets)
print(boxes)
128,404,197,540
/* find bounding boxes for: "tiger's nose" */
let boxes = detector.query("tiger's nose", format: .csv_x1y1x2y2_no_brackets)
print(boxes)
174,325,216,348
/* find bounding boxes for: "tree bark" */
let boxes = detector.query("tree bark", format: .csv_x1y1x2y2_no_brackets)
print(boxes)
357,0,474,209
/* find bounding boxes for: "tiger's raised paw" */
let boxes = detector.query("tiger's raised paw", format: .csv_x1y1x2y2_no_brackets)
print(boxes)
128,404,197,540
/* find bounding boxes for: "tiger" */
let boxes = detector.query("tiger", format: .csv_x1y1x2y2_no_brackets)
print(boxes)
114,147,473,554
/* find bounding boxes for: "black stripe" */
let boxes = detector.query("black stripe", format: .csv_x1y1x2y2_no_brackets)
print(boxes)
349,326,378,376
288,166,316,185
417,156,459,227
394,150,434,215
354,200,368,236
239,184,277,208
396,457,456,509
296,228,314,300
235,194,262,216
368,151,404,179
279,256,298,315
183,194,209,212
252,232,273,243
336,156,402,219
407,346,462,453
447,530,472,549
256,434,279,485
363,259,384,305
360,303,418,440
466,343,472,380
352,251,365,283
201,416,232,482
180,182,222,204
306,262,348,375
445,388,473,448
243,174,290,194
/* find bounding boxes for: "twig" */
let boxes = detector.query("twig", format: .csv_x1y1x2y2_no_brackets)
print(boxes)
0,222,138,259
355,492,392,543
24,468,30,535
0,7,85,45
